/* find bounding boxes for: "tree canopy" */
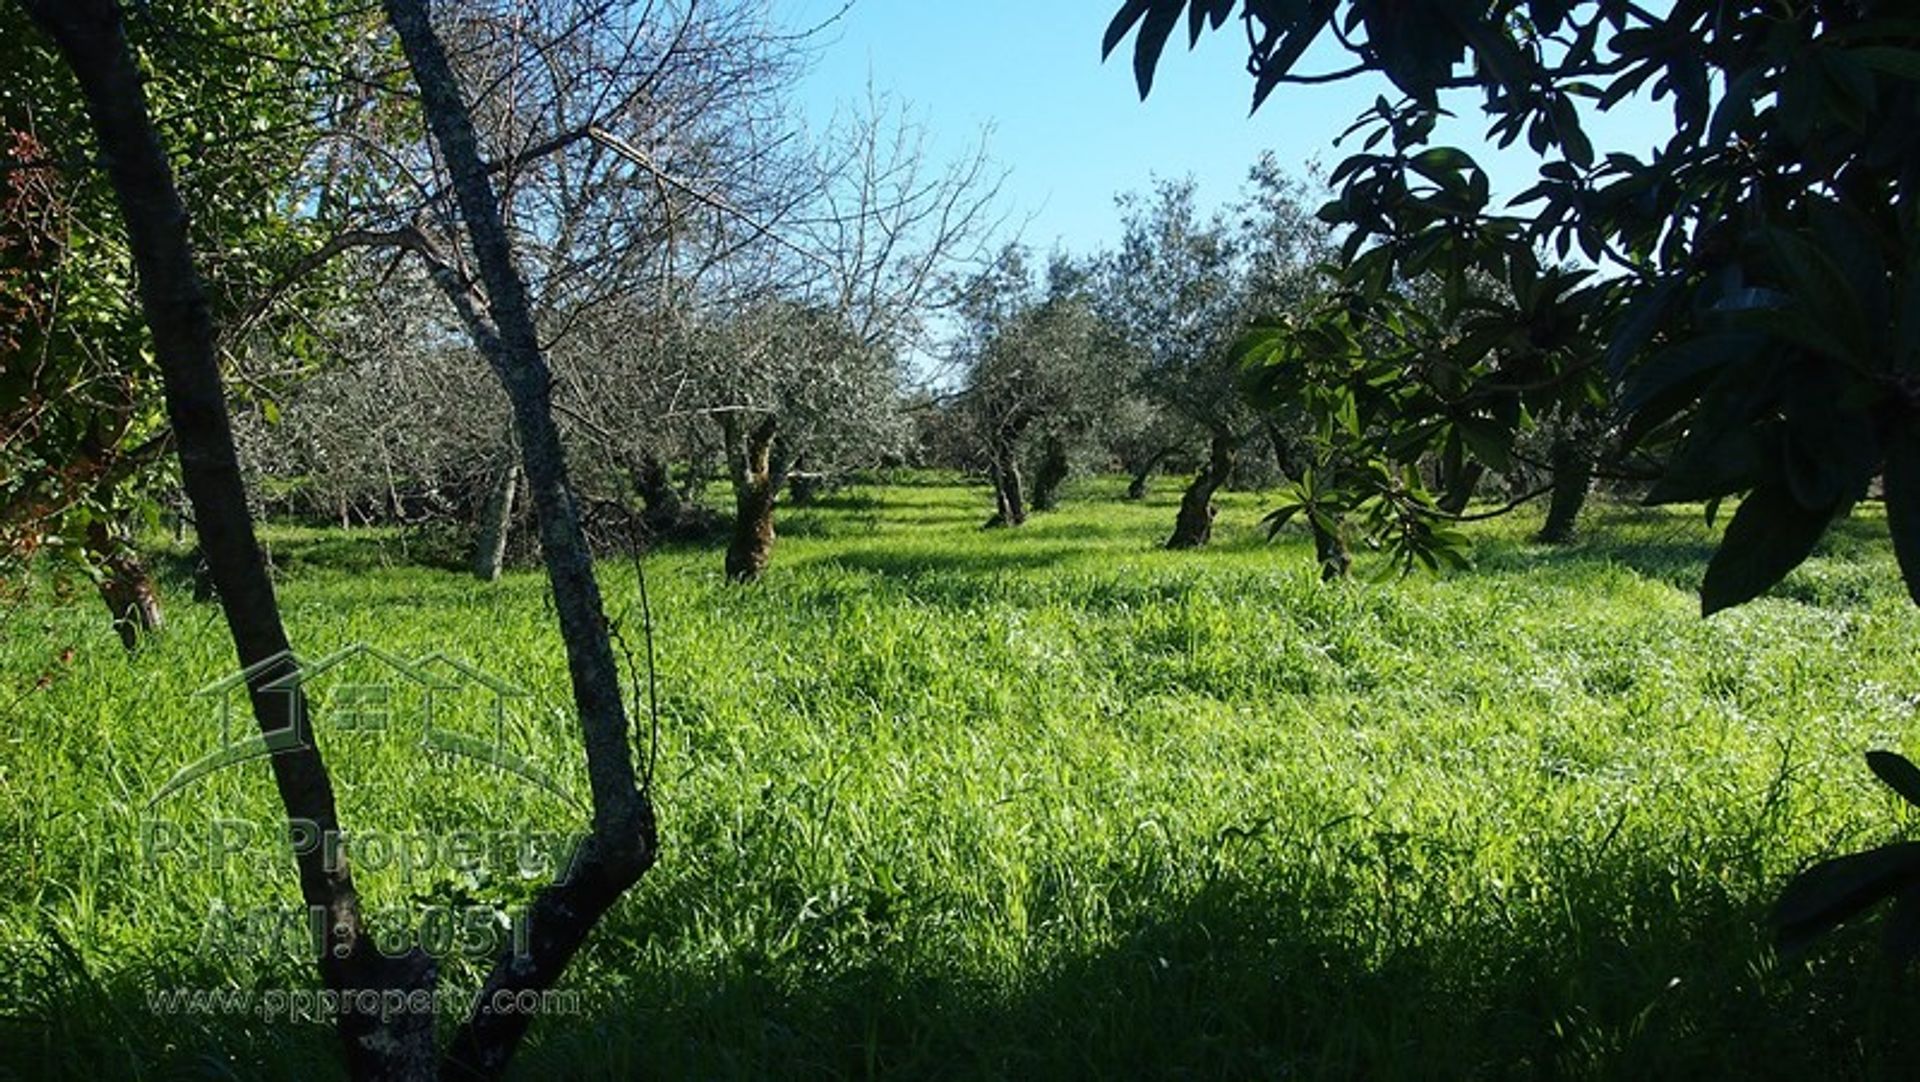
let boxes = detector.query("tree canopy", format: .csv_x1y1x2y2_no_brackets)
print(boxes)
1106,0,1920,611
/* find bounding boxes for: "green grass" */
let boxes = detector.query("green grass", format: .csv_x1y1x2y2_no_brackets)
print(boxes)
3,475,1919,1079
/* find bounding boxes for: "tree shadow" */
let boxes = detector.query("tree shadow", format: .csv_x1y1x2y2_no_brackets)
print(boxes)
514,845,1920,1080
11,809,1920,1079
1470,505,1891,597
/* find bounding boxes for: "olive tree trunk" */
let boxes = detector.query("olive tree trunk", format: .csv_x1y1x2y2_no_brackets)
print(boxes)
85,517,163,649
985,446,1027,527
1030,434,1070,512
786,455,824,506
723,413,781,582
1166,430,1235,549
1536,432,1595,544
1125,447,1170,500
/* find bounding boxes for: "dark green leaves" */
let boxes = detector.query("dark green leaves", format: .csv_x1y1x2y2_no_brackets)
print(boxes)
1774,840,1920,958
1107,0,1920,612
1774,753,1920,964
1103,0,1183,97
1699,481,1841,616
1867,751,1920,811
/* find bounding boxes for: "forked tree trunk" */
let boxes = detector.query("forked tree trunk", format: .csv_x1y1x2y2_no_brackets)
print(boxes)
1166,431,1235,549
23,4,437,1076
1536,432,1594,544
724,413,780,582
470,457,519,581
985,447,1027,527
85,518,163,649
1030,435,1069,512
386,2,660,1076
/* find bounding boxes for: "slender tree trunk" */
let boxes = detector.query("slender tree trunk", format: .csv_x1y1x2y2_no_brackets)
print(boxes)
985,446,1027,527
1166,431,1234,549
724,413,779,581
470,456,519,581
22,4,436,1077
85,518,162,650
1030,435,1069,512
387,3,658,1076
1536,432,1594,544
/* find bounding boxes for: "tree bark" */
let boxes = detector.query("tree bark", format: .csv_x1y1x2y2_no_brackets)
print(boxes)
1166,431,1234,549
1536,431,1594,544
1126,445,1177,500
470,456,519,581
85,518,163,650
1030,434,1069,512
386,2,657,1076
723,413,779,581
985,447,1027,527
21,2,436,1076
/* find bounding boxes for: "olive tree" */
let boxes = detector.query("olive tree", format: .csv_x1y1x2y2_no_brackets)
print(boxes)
1095,176,1270,548
954,246,1129,525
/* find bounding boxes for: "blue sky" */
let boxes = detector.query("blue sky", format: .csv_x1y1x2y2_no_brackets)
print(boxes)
786,1,1673,257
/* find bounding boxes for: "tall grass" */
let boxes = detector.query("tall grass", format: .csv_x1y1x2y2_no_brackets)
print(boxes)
2,475,1917,1079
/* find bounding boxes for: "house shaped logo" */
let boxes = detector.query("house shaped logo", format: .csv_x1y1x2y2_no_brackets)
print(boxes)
147,644,580,810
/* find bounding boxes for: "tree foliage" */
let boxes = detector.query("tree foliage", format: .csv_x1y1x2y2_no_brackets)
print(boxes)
1107,0,1920,610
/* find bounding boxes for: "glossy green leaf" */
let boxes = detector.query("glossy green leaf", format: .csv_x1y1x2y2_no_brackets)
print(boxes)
1700,481,1840,616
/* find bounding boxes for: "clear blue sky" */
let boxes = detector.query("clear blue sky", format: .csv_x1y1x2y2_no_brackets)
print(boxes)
786,1,1672,257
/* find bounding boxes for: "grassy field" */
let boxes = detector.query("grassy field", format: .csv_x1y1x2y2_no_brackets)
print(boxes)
3,474,1919,1079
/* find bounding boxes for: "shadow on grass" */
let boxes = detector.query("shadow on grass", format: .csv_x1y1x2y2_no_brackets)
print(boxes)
525,853,1920,1080
15,851,1910,1080
1467,506,1892,602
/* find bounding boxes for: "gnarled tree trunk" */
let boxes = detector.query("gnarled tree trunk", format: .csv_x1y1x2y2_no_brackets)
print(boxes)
724,413,780,581
985,446,1027,527
1536,431,1594,544
1166,430,1235,549
786,455,823,506
85,517,163,650
1124,450,1165,501
1030,434,1069,512
629,455,680,527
